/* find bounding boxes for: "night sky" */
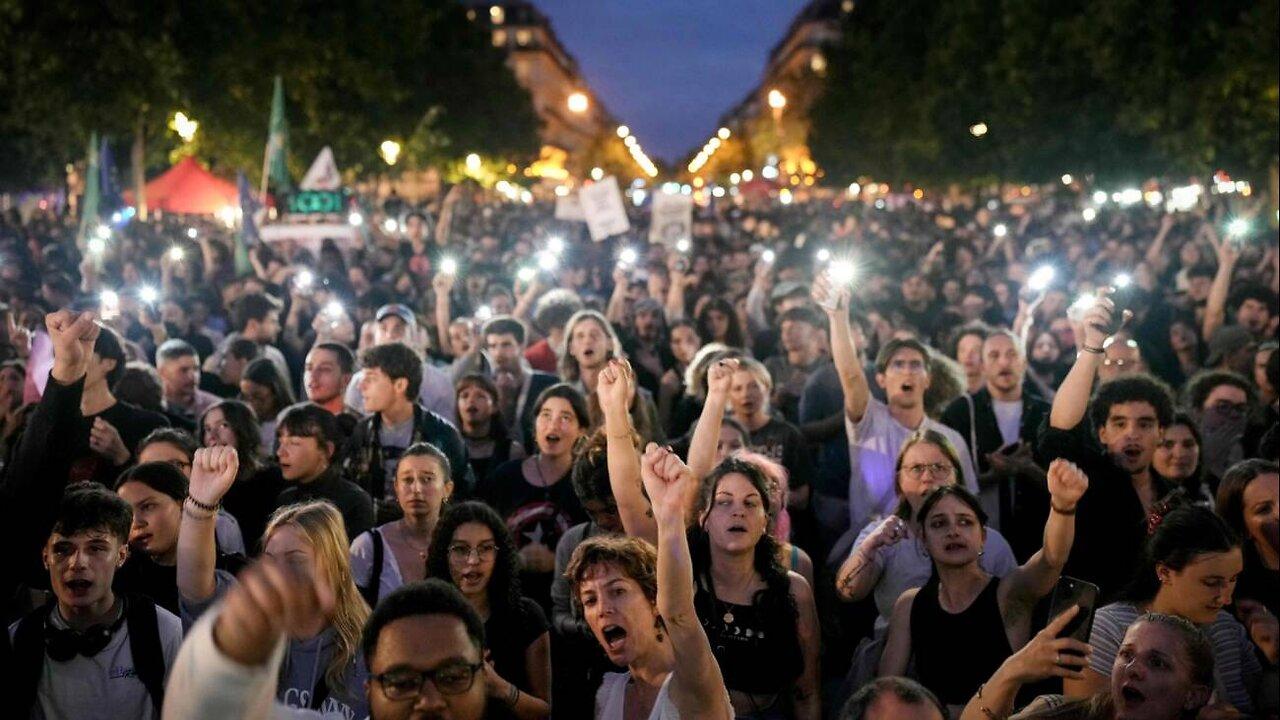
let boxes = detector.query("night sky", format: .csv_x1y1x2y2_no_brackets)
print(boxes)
533,0,811,163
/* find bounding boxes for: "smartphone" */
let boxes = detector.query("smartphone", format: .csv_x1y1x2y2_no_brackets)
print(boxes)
1048,576,1100,646
998,441,1022,456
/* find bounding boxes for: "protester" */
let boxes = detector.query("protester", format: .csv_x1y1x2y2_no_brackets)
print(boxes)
425,501,552,719
456,372,526,485
1151,412,1210,503
1063,504,1268,715
202,292,288,381
1214,459,1280,616
136,428,245,556
478,316,558,449
155,340,220,426
274,403,375,542
350,442,454,607
199,399,285,553
240,357,295,451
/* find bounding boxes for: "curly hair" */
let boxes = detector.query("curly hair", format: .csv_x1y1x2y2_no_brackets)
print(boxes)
426,501,523,614
1180,369,1256,412
1089,373,1175,431
564,535,659,611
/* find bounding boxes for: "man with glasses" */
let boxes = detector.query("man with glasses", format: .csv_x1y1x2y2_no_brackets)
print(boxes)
815,277,978,536
165,576,504,719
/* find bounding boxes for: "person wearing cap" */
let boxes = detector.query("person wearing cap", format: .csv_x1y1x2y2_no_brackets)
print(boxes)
343,303,458,426
1205,325,1257,376
749,279,811,361
764,306,830,425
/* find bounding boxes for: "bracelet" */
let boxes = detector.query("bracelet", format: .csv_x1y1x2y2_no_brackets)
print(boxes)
1080,345,1104,355
182,503,216,522
505,683,520,708
1050,501,1077,516
185,494,220,513
974,683,1004,720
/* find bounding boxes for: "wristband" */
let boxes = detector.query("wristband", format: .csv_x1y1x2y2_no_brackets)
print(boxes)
505,684,520,708
182,503,216,521
1080,345,1104,355
1050,501,1077,516
186,494,221,513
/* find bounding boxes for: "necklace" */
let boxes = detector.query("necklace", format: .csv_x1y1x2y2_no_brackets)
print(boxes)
398,521,432,561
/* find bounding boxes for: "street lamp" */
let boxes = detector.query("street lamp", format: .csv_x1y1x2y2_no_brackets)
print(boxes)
617,125,630,138
767,89,787,110
969,122,989,138
567,92,589,114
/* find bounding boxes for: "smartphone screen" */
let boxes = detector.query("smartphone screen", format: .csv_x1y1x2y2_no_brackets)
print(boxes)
1048,576,1100,647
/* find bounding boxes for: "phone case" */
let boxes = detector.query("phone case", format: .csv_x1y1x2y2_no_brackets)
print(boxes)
1048,576,1100,644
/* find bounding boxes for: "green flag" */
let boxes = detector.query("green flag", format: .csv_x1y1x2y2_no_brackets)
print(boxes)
77,131,101,246
261,75,291,198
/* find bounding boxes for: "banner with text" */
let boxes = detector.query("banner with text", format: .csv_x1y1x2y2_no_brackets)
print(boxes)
579,176,630,242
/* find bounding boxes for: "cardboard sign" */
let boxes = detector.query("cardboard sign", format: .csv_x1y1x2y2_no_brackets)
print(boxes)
554,193,585,221
579,176,630,241
649,191,693,244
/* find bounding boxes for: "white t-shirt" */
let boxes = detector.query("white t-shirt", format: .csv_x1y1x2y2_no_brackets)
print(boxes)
845,397,979,532
344,361,457,427
991,399,1023,447
349,524,407,604
10,602,184,720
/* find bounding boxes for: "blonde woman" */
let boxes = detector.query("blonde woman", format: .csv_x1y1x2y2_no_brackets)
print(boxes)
559,309,664,443
177,452,372,717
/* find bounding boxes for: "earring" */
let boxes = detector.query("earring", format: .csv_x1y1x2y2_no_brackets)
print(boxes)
654,616,665,642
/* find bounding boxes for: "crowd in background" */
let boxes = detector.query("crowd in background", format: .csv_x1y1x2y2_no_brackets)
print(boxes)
0,179,1277,720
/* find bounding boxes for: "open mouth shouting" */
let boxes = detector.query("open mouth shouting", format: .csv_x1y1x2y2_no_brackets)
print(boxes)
600,623,629,654
459,570,485,589
64,578,94,596
1117,682,1146,709
942,541,969,554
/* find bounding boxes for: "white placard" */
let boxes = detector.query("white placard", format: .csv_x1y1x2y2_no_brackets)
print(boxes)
300,146,342,190
649,192,693,244
579,176,630,242
554,193,585,221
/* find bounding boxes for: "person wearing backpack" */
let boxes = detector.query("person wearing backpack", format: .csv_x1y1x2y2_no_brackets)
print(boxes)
7,483,183,719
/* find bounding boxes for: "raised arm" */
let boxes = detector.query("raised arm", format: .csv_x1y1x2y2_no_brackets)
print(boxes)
605,266,630,327
599,359,657,544
1143,214,1175,273
1201,223,1239,342
433,271,456,360
1001,460,1087,610
813,272,868,423
178,447,240,603
686,358,737,484
1049,290,1117,430
959,606,1091,720
639,444,732,720
835,515,906,602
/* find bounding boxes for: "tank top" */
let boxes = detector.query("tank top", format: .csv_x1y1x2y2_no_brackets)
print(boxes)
595,672,682,720
694,575,803,696
910,574,1012,706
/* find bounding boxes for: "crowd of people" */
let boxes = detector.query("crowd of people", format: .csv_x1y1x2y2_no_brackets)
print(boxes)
0,178,1276,720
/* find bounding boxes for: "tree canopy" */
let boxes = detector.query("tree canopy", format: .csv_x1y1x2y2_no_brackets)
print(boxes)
809,0,1279,187
0,0,541,190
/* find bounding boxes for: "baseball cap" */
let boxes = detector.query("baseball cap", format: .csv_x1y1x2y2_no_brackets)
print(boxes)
376,303,416,326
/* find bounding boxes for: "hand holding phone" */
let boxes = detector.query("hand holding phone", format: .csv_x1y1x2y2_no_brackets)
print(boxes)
1048,576,1100,647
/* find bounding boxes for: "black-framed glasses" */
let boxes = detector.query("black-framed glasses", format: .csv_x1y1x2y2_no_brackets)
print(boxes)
373,662,484,700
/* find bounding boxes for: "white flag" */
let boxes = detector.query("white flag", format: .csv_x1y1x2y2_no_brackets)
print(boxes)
579,176,630,242
300,146,342,190
649,192,693,244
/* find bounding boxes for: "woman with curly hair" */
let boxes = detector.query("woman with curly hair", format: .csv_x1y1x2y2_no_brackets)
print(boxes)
427,500,551,719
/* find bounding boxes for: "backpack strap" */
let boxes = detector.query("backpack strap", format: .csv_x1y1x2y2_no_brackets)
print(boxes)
358,528,384,608
125,595,166,714
309,674,331,710
11,603,53,713
964,393,979,470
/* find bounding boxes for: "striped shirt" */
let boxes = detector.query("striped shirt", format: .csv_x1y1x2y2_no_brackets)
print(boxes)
1088,602,1261,713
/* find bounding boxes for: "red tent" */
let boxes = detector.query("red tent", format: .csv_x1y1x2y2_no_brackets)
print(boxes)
124,157,238,215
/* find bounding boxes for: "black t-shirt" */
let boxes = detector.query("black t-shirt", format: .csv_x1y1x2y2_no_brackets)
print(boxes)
223,465,286,556
485,597,549,694
746,417,812,490
68,400,170,487
476,459,587,610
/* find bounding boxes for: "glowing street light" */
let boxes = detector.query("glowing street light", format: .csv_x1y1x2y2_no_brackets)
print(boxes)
617,125,630,138
767,89,787,110
969,122,988,138
171,112,199,143
717,127,731,140
465,153,482,174
379,140,401,166
567,92,589,114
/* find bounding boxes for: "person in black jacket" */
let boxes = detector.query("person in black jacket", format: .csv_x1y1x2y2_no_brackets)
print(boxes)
940,328,1052,560
344,342,473,522
1036,291,1176,601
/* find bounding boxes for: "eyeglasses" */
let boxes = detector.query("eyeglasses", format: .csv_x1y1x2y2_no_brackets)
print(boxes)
887,359,927,374
448,543,498,563
903,463,954,480
373,662,484,700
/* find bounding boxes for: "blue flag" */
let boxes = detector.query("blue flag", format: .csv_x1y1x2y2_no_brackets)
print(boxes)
236,171,260,276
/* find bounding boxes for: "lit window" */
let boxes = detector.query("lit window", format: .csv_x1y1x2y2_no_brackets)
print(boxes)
516,29,531,45
490,5,505,24
492,30,507,46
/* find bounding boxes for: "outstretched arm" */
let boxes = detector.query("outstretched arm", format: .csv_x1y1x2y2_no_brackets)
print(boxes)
599,359,657,543
1201,223,1238,342
1049,290,1117,430
640,444,733,720
1002,460,1086,611
178,447,240,603
813,273,869,423
686,358,737,485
